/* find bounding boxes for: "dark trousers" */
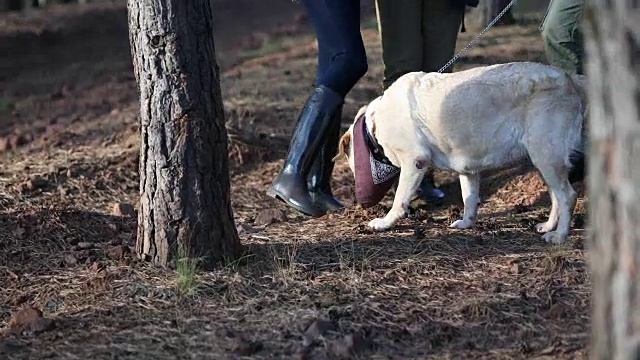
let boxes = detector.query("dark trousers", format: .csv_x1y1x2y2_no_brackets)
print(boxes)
375,0,465,90
540,0,585,75
301,0,368,98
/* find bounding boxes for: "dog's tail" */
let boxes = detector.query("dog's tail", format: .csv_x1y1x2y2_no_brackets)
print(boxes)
567,73,588,181
572,73,588,133
568,73,587,101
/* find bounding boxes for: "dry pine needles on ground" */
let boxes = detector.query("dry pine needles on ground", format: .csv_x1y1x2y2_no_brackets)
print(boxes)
0,3,589,359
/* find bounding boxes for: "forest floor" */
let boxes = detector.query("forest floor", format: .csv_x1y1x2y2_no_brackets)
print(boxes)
0,1,590,359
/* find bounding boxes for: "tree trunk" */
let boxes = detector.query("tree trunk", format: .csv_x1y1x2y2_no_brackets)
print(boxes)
584,0,640,359
127,0,241,269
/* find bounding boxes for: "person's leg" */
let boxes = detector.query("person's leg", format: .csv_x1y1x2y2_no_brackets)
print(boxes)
540,0,585,75
268,0,367,216
302,5,339,214
421,0,465,73
309,0,368,97
376,0,447,204
307,0,367,213
375,0,424,90
540,0,586,183
415,0,465,204
307,106,344,212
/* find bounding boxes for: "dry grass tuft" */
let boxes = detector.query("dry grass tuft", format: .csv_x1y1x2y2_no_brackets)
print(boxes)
175,255,201,296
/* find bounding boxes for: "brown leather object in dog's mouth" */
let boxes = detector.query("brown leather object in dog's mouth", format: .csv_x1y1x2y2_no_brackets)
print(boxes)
353,114,400,208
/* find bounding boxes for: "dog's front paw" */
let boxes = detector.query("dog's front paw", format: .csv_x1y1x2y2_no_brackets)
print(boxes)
368,218,393,232
541,231,567,245
535,221,556,233
449,219,473,229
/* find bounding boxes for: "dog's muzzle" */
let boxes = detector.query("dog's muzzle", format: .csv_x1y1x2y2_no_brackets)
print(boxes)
353,114,400,208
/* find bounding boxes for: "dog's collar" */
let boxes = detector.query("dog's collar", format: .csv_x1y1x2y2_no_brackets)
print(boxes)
360,114,394,166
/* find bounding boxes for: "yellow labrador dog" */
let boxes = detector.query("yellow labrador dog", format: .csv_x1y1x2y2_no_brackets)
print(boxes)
334,62,587,245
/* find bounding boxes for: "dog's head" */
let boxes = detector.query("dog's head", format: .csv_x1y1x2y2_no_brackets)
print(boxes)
332,97,399,208
332,97,381,174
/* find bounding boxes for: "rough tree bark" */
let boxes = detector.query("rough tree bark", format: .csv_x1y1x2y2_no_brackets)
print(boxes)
584,0,639,359
127,0,241,269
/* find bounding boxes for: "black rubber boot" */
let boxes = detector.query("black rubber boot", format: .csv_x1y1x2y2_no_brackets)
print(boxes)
267,85,344,217
308,108,344,213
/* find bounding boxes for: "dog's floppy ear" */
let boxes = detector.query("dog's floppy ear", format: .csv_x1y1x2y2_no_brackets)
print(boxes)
355,104,368,121
332,132,351,162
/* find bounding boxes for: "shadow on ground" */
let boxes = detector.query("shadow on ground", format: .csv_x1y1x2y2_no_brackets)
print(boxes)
0,206,589,359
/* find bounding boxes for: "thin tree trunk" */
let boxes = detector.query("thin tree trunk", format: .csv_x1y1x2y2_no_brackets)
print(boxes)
127,0,241,269
585,0,640,359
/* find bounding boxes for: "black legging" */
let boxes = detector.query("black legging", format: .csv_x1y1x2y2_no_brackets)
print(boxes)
301,0,368,98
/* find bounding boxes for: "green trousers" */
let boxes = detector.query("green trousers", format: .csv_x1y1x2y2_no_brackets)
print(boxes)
375,0,466,90
540,0,585,75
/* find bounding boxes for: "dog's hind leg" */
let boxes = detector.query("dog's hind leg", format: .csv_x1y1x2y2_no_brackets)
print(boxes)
535,190,559,233
368,165,428,232
531,162,578,244
449,173,480,229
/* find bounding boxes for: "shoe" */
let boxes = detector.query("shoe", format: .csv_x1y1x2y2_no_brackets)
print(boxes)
267,85,344,217
417,173,446,205
390,172,446,205
307,107,344,213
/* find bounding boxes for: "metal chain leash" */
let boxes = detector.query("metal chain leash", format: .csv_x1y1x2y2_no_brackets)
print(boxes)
437,0,519,73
